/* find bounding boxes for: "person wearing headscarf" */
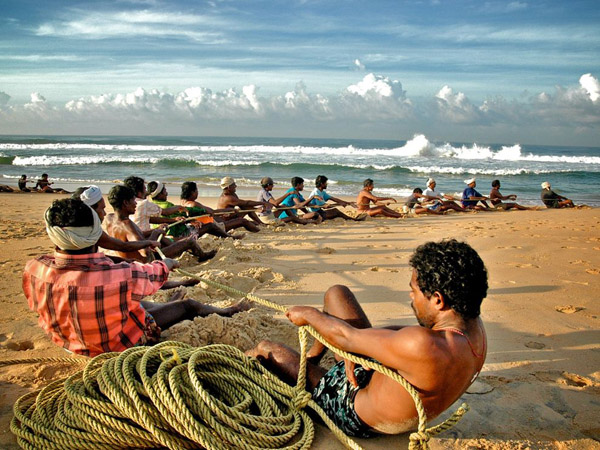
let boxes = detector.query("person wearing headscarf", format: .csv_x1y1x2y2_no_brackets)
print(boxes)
461,178,492,211
540,181,575,208
23,198,247,357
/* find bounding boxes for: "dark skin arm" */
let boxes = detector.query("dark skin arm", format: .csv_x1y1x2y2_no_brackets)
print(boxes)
286,306,438,391
97,231,159,252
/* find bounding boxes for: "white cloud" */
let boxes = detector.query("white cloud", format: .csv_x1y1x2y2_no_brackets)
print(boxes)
1,74,598,144
36,10,226,42
506,2,528,12
354,59,365,71
434,85,481,123
580,73,600,102
0,54,83,62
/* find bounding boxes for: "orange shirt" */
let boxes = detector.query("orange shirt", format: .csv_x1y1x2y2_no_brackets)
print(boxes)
23,252,168,356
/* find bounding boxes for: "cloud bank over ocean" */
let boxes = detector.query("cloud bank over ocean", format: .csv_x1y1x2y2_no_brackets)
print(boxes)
0,73,599,145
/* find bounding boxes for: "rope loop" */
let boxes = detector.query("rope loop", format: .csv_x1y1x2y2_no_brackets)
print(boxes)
408,430,431,449
293,389,312,410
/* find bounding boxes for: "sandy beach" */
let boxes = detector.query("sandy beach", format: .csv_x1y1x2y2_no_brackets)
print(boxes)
0,191,598,449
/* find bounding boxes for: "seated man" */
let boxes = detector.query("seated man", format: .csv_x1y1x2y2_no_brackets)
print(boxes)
489,180,531,210
461,178,492,211
18,174,32,192
356,178,404,218
216,177,270,232
422,178,464,212
23,198,248,356
278,177,322,223
308,175,366,221
256,177,312,225
180,181,243,238
124,176,187,235
540,181,574,208
72,185,159,257
148,180,235,240
247,239,487,438
103,185,216,263
35,173,70,193
405,188,443,215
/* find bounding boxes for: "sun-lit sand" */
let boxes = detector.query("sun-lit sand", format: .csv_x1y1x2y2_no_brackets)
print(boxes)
0,192,598,449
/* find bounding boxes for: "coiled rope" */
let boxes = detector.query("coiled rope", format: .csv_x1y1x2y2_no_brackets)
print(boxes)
6,267,469,450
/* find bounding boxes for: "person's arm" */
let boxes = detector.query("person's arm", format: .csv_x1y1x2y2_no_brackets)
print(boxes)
161,205,187,215
286,306,432,381
272,190,295,206
97,231,159,252
327,195,352,207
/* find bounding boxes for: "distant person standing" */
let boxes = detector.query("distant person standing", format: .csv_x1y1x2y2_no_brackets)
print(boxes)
540,182,574,208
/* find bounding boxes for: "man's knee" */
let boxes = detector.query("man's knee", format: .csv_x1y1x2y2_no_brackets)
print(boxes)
324,284,353,303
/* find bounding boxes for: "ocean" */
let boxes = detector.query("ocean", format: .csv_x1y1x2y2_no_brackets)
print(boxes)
1,134,599,206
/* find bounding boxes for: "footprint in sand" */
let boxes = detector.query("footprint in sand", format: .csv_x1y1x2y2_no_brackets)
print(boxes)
316,247,336,254
511,263,540,269
525,341,546,349
5,339,34,351
570,260,589,265
555,305,585,314
585,268,600,275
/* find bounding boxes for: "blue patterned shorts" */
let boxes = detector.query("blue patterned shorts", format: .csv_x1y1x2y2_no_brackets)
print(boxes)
312,360,374,438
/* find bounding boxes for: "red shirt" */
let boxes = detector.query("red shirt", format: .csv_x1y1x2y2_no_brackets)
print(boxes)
23,251,168,356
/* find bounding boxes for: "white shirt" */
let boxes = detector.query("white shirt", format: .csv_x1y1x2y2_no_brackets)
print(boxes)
132,198,161,232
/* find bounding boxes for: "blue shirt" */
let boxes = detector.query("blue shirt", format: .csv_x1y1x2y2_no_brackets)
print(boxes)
279,188,304,218
462,187,482,207
309,188,332,212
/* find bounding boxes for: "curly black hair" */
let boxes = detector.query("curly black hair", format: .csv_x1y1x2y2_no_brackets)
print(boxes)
124,176,146,195
491,179,500,188
291,176,304,188
181,181,197,200
409,239,488,319
315,175,328,188
46,198,93,228
108,185,135,210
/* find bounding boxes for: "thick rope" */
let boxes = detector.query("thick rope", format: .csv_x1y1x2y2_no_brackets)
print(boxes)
174,267,470,449
8,267,468,450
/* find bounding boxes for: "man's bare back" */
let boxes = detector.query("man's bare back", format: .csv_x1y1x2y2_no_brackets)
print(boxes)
103,213,147,261
247,239,488,437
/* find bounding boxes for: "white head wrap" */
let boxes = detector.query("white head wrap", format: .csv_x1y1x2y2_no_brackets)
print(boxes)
220,176,235,189
541,181,550,189
150,181,164,199
80,185,102,206
45,204,103,250
427,178,435,186
464,177,476,185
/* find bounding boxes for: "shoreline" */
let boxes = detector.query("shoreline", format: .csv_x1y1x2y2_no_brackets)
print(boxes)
0,193,598,449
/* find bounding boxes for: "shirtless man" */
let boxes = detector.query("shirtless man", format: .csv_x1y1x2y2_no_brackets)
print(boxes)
489,180,532,210
35,173,70,193
356,178,404,218
247,239,487,437
216,177,269,232
103,185,216,263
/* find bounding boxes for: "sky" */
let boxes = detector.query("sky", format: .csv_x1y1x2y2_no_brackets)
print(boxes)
0,0,599,146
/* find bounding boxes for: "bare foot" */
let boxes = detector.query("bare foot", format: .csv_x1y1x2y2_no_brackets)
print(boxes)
226,299,253,316
168,289,187,302
192,248,218,263
354,213,368,221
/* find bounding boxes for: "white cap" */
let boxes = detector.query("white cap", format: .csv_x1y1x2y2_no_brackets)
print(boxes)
220,176,236,189
80,185,102,206
150,181,164,198
464,177,476,185
541,181,550,189
427,178,435,186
